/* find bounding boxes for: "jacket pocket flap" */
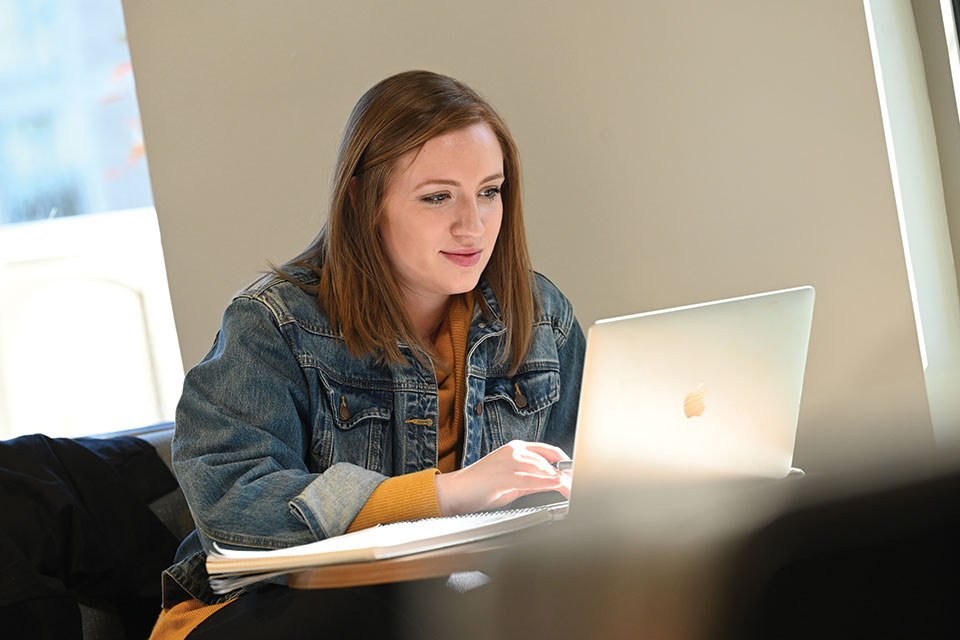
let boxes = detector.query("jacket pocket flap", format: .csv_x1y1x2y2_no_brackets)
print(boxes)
484,367,560,416
321,380,392,430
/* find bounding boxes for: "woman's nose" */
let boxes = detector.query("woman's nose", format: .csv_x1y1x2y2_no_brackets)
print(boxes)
452,199,483,237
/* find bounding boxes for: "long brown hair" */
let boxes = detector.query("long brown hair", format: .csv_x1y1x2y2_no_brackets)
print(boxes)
277,70,537,374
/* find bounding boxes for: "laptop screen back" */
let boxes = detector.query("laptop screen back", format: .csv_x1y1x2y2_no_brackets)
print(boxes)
569,286,815,496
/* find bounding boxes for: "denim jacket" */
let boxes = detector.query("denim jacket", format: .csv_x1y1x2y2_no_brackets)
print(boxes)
161,267,585,606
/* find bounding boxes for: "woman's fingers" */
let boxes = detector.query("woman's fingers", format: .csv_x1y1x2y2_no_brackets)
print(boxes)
510,452,561,479
502,440,569,471
504,469,565,491
488,475,571,509
435,440,573,515
517,441,570,464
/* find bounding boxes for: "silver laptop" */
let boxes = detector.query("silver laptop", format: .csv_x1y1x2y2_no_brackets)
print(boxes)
569,286,815,494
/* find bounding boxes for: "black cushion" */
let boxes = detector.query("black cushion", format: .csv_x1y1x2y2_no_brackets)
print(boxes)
0,434,181,640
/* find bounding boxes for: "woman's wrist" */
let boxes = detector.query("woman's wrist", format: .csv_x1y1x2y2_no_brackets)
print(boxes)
434,470,462,516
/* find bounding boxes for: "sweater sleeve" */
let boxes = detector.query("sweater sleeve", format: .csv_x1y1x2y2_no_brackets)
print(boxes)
346,468,443,533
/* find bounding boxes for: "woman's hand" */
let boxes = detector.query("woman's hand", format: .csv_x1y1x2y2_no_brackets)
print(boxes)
434,440,572,516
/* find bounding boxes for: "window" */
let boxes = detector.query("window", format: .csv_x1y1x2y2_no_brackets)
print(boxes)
863,0,960,442
0,1,182,438
947,1,960,122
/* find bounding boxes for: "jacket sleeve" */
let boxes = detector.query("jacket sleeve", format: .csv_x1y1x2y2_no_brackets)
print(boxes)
172,295,386,551
541,304,587,458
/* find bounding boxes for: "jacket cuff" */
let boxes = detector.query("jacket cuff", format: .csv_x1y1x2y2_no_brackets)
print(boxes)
288,462,387,539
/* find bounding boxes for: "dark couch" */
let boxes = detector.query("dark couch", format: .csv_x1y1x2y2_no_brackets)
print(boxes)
0,422,193,640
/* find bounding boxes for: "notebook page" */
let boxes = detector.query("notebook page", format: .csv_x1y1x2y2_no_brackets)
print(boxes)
212,504,559,561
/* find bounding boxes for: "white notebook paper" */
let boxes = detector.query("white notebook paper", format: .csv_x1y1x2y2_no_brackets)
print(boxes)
207,502,567,593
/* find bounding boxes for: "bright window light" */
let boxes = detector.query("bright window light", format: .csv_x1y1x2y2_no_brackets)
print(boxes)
863,0,929,371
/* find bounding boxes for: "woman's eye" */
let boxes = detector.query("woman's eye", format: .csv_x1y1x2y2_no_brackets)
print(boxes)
421,193,449,204
480,186,501,200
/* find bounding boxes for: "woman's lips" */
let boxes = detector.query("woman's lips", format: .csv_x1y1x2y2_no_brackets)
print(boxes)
441,250,481,267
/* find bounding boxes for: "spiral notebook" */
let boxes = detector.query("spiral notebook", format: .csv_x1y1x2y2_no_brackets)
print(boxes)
207,502,567,592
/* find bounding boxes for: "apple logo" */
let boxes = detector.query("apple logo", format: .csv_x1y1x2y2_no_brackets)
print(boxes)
683,382,707,419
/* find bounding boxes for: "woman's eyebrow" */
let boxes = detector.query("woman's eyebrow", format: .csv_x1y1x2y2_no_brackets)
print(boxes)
413,173,505,190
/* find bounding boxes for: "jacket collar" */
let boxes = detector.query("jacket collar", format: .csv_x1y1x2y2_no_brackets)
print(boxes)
476,273,503,325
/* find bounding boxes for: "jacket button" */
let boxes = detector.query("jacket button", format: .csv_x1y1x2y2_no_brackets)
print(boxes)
478,322,486,329
339,395,351,421
514,383,528,409
474,402,483,416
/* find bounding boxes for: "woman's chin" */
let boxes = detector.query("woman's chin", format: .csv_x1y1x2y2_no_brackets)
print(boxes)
448,275,482,295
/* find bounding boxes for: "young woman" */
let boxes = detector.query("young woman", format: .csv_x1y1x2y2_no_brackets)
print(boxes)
151,70,585,639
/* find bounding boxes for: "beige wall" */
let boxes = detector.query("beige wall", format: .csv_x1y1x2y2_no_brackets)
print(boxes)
124,0,937,474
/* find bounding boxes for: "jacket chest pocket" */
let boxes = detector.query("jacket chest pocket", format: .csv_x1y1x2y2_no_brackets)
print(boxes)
313,374,393,473
483,367,560,448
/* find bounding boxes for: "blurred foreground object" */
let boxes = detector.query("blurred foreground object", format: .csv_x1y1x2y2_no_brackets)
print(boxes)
426,465,960,639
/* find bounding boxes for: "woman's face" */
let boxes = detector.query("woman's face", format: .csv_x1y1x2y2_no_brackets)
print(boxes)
379,122,504,310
